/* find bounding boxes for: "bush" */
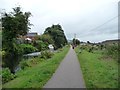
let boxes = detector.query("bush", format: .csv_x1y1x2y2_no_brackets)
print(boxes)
40,51,54,59
2,68,16,84
105,44,119,62
33,40,48,51
20,44,38,54
2,41,24,72
88,47,93,53
1,51,6,67
105,44,118,55
20,60,30,70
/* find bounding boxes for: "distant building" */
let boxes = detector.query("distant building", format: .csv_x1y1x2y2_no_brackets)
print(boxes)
17,32,38,44
25,32,38,41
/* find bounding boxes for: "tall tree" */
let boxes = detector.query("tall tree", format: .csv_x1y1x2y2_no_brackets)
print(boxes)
44,24,67,49
2,6,32,73
72,38,80,46
39,34,54,44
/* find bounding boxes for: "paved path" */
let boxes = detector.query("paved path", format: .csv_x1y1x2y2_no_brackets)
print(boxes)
43,47,86,88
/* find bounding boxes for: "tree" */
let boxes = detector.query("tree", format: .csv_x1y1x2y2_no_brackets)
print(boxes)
2,6,32,73
73,38,76,46
44,24,67,49
39,34,54,44
32,34,54,51
87,41,90,44
76,39,80,45
72,38,80,46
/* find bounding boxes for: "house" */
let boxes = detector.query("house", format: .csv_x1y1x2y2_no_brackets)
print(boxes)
25,32,38,41
17,32,38,44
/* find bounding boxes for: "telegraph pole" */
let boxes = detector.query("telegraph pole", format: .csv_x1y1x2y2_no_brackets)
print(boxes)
74,33,76,39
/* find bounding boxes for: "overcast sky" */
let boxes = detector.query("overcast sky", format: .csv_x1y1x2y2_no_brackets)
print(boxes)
0,0,119,42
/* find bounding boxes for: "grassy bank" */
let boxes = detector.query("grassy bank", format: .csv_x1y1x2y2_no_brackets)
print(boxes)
3,46,70,88
75,46,118,88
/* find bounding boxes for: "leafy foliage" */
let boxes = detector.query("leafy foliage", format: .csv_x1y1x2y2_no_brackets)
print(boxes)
44,24,67,49
72,38,80,46
2,68,16,84
39,34,54,44
2,41,23,72
105,44,118,55
40,51,54,59
20,60,30,70
105,44,119,62
33,40,48,51
2,6,32,72
20,44,38,54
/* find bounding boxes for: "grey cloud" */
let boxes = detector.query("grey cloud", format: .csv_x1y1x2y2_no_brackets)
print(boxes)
0,0,119,42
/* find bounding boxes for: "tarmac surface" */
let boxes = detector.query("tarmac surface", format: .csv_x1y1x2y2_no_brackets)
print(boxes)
43,46,86,88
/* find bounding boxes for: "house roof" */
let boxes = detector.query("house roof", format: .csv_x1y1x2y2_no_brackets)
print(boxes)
26,33,38,37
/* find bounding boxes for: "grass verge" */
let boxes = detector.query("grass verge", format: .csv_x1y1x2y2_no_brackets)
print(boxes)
75,47,118,88
2,46,70,88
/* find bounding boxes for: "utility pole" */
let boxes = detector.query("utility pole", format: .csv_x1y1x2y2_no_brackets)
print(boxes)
74,33,76,39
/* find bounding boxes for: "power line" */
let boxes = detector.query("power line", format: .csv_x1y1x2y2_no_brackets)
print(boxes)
77,15,119,37
68,15,119,40
90,15,119,31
